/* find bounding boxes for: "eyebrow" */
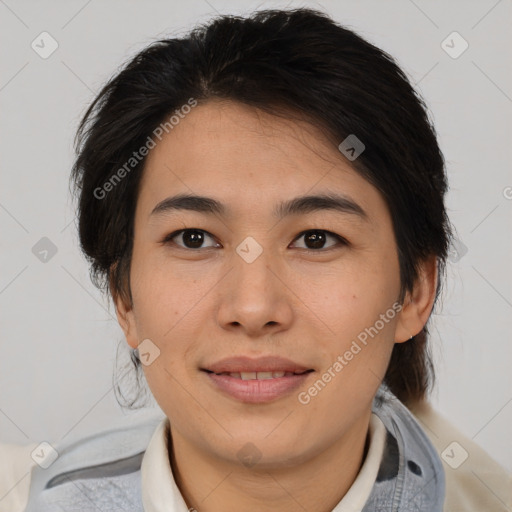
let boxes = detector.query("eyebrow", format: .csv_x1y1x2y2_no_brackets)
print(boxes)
150,193,369,222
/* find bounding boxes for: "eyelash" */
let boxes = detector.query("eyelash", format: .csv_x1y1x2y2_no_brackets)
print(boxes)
161,228,348,252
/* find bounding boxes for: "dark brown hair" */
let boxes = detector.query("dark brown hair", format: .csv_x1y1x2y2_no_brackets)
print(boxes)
70,7,453,408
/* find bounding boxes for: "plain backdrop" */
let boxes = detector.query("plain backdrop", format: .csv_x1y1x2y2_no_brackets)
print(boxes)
1,0,511,474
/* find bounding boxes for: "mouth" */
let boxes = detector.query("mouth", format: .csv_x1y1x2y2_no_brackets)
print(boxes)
201,369,315,403
200,355,315,403
202,369,314,380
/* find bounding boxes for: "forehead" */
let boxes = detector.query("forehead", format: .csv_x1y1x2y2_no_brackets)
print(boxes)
137,100,387,222
144,99,344,175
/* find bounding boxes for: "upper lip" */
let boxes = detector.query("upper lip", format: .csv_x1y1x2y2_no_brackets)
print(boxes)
202,356,314,374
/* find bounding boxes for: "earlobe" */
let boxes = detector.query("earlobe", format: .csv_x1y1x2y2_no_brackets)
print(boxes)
394,255,438,344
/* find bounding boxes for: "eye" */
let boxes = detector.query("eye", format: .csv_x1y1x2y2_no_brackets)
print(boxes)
162,229,219,250
290,230,347,251
161,228,347,251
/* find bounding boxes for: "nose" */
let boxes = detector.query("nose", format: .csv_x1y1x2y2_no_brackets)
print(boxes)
216,247,294,338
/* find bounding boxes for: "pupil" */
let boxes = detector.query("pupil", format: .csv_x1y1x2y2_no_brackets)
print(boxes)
306,231,325,249
184,230,204,248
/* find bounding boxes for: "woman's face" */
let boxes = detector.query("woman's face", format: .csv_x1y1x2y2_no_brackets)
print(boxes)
116,99,424,468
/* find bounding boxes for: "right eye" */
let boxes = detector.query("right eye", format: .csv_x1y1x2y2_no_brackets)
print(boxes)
161,229,221,250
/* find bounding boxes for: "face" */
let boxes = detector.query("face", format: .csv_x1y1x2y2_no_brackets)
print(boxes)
116,99,427,469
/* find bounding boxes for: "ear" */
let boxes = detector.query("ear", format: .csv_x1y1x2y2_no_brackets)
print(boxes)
113,289,139,350
394,254,438,343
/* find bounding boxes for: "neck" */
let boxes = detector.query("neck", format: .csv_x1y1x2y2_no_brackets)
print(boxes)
167,409,372,512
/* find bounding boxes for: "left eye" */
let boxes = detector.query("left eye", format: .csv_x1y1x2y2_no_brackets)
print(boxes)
290,230,346,250
162,229,346,250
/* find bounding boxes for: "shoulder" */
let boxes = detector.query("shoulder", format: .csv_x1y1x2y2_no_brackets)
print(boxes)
408,399,512,512
1,409,165,512
0,441,40,512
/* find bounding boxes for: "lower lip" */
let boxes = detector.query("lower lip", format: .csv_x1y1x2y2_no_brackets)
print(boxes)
203,371,313,403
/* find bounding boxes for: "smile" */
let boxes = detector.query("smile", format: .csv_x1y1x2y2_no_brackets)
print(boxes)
202,369,314,403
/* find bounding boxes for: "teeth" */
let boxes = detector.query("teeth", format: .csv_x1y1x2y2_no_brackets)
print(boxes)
256,372,275,380
212,370,311,379
235,371,289,380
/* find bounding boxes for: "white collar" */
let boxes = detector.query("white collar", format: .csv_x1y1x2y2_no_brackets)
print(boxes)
332,413,387,511
141,413,386,512
141,417,190,511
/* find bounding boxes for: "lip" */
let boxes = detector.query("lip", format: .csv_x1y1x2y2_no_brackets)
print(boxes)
201,355,313,374
200,355,314,404
203,371,314,404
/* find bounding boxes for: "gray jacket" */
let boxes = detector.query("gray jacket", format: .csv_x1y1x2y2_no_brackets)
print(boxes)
23,383,445,511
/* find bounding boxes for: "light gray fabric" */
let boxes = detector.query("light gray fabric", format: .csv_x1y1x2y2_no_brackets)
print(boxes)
24,384,445,511
362,385,445,511
24,410,164,512
30,470,142,512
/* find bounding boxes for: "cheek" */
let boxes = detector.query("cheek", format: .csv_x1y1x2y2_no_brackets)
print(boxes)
130,252,191,331
129,248,212,353
306,265,398,331
299,258,400,373
132,269,201,416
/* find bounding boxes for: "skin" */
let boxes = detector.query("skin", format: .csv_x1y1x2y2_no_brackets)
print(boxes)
115,99,437,512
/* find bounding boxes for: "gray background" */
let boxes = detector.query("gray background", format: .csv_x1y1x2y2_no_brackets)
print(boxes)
1,0,511,474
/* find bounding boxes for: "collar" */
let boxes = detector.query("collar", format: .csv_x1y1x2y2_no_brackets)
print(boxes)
141,384,445,512
362,384,445,511
141,418,190,511
141,402,386,512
